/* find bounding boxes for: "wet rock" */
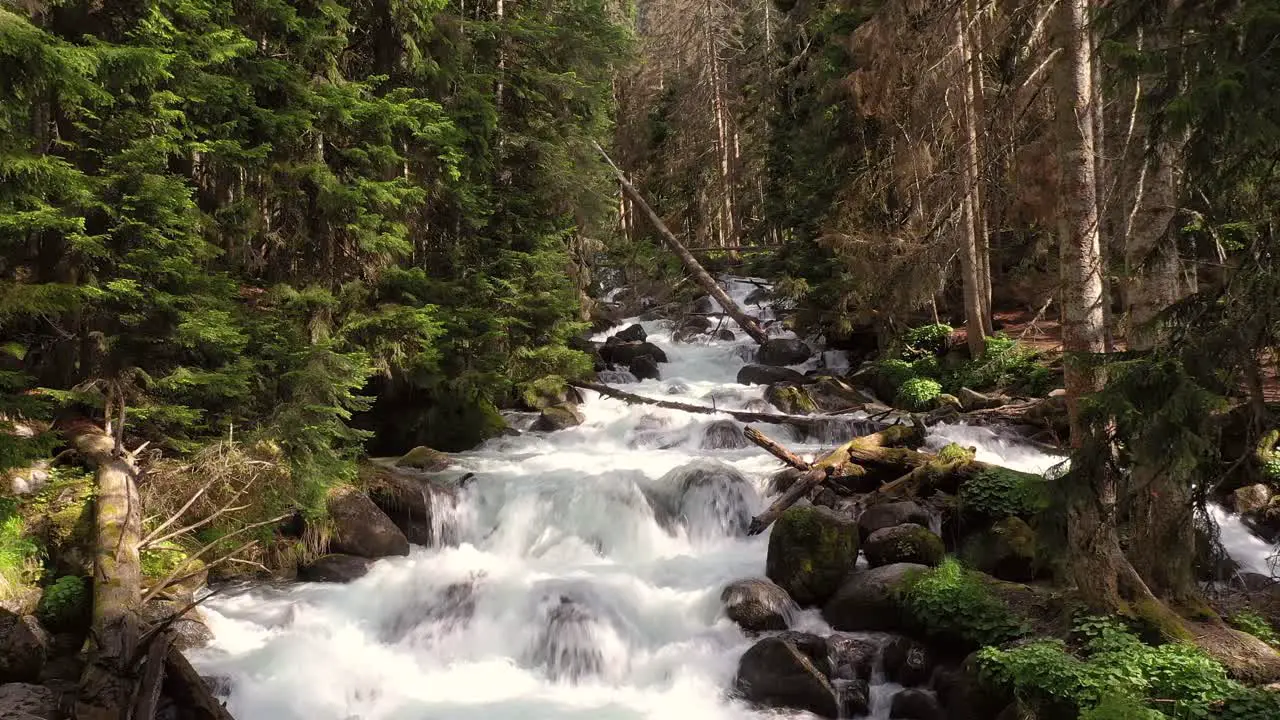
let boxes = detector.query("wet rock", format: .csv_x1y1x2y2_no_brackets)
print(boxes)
661,460,758,538
665,381,691,395
716,328,736,341
721,578,795,632
891,688,944,720
809,377,865,413
826,633,882,682
757,338,813,366
382,581,477,642
956,388,1007,412
394,445,452,471
1234,484,1273,514
368,468,460,546
858,501,932,540
837,678,871,717
681,316,714,333
599,341,668,366
597,369,638,384
883,635,933,687
142,600,213,650
629,355,661,381
530,596,606,682
614,323,648,343
0,682,57,720
692,295,720,314
531,402,585,432
298,554,373,583
327,487,411,558
0,610,49,683
960,517,1039,582
766,505,859,606
933,656,1011,720
701,420,748,450
765,383,817,414
769,468,804,495
745,287,771,305
736,364,807,386
864,524,945,568
734,632,840,718
823,563,928,632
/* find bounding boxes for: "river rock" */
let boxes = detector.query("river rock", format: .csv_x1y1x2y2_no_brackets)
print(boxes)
0,683,57,720
756,338,813,366
960,516,1039,582
933,656,1011,720
663,460,757,537
716,328,736,341
327,488,410,558
864,524,945,568
769,468,804,494
721,578,795,631
681,316,714,333
368,468,460,546
1234,484,1273,514
0,610,49,683
766,505,859,606
891,688,944,720
956,387,1007,412
142,600,213,650
809,377,864,413
883,635,934,686
737,364,808,386
765,383,817,414
531,402,585,432
701,420,748,450
599,341,668,366
614,323,648,343
858,501,931,539
299,554,373,583
826,633,882,682
629,355,661,381
734,632,840,718
745,287,771,305
395,445,452,471
823,563,928,632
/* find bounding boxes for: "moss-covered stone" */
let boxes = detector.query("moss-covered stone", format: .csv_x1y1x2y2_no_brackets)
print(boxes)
935,442,977,464
935,393,963,411
531,402,585,432
25,469,95,579
958,467,1048,520
519,375,576,410
864,523,945,568
766,506,859,607
395,445,452,472
960,517,1039,582
765,383,818,414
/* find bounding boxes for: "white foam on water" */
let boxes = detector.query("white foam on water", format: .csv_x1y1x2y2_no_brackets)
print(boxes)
191,278,1077,720
1208,504,1278,578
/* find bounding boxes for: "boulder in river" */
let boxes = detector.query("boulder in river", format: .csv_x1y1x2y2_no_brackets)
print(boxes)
766,505,859,606
367,466,460,546
1234,483,1273,514
737,364,808,386
715,328,736,341
600,341,668,366
532,402,585,432
721,578,796,632
765,383,817,414
734,632,840,718
661,460,758,538
864,523,945,568
395,445,452,471
327,487,411,558
0,682,57,720
614,323,648,343
756,338,813,366
299,554,374,583
883,635,934,687
0,610,49,683
823,563,928,632
629,355,661,381
700,419,748,450
960,516,1039,582
891,688,945,720
858,500,932,540
142,600,213,650
808,377,865,413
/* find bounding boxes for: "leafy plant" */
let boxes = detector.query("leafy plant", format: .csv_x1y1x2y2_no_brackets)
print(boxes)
902,323,954,360
896,377,943,411
37,575,89,632
959,467,1049,519
1228,609,1278,647
0,495,42,602
898,557,1025,647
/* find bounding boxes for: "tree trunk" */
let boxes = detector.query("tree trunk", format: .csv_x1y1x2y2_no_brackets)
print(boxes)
67,422,144,720
592,142,769,343
956,5,987,358
1129,464,1196,601
965,0,993,334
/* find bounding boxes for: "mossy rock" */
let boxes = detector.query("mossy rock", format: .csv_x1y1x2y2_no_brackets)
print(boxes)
864,523,945,568
958,467,1048,520
26,470,95,578
766,506,859,607
960,517,1039,582
531,402,585,432
935,393,963,411
36,575,90,634
765,383,818,415
395,445,452,472
935,443,977,464
518,375,580,410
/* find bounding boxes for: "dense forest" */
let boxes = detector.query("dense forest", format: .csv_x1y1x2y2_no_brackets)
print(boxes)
2,0,1280,719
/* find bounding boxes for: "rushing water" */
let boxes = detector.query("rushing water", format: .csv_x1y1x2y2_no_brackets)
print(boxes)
189,278,1271,720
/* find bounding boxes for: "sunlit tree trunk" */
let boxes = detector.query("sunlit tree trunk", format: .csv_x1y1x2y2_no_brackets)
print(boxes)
957,4,987,358
965,0,993,333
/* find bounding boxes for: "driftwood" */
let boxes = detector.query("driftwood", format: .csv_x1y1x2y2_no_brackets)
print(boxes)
746,424,924,535
162,647,237,720
743,427,810,471
572,380,852,430
592,141,769,344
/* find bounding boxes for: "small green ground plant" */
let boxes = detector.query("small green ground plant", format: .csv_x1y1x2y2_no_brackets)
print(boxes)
898,557,1026,647
37,575,89,632
1227,609,1278,647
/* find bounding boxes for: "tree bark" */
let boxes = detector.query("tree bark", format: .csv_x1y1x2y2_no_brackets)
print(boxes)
956,5,988,358
743,426,811,471
592,141,769,343
965,0,993,334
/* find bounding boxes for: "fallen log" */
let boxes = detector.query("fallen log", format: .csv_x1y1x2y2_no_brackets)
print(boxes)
162,647,237,720
572,380,852,430
747,424,924,535
743,426,810,471
592,141,769,344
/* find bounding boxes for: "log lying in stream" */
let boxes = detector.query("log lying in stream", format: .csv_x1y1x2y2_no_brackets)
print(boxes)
592,141,769,345
571,380,861,430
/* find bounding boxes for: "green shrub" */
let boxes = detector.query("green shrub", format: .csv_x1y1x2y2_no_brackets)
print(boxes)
1228,609,1278,647
0,496,42,603
979,615,1245,719
949,334,1055,396
898,557,1025,647
518,374,571,410
876,359,917,389
935,442,976,463
959,467,1049,519
896,377,943,411
37,575,89,632
911,355,943,379
1217,687,1280,720
902,323,953,360
1258,430,1280,480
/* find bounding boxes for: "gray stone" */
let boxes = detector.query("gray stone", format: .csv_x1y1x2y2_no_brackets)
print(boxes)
822,563,928,632
327,488,410,558
531,403,585,432
864,524,945,568
0,611,49,683
734,633,840,718
0,683,58,720
721,578,795,632
299,554,374,583
891,688,944,720
756,338,813,366
736,364,808,386
614,323,648,343
858,501,931,539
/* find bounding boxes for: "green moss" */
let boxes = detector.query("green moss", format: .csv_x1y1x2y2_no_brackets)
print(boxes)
519,374,571,410
0,495,42,605
959,467,1048,519
895,377,942,411
765,505,859,606
865,523,944,567
1257,429,1280,480
960,516,1039,581
36,575,89,632
765,384,818,414
936,442,976,463
395,445,451,471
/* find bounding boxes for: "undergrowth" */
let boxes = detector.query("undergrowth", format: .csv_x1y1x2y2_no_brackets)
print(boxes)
898,557,1026,647
1227,609,1279,647
0,494,42,603
876,330,1057,408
